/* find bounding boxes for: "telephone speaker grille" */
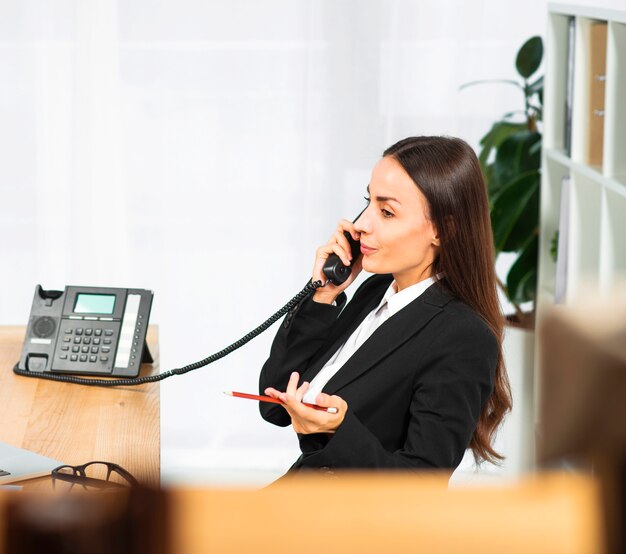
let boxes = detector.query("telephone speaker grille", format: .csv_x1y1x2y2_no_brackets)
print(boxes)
33,316,56,338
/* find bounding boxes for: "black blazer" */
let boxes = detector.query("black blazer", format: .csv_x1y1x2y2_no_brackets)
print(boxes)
259,274,498,472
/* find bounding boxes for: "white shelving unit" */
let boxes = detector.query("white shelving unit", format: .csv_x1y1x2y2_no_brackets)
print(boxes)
539,2,626,308
535,2,626,447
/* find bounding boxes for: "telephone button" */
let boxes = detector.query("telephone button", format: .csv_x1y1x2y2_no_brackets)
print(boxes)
79,355,88,362
104,330,114,336
73,337,81,344
91,347,98,354
81,346,89,353
84,337,91,345
70,355,78,361
89,355,97,363
100,356,109,362
61,345,70,351
103,339,112,345
85,329,93,336
59,354,68,360
101,347,111,354
93,338,101,345
65,329,73,334
72,346,80,353
94,329,102,336
63,337,72,343
75,328,83,336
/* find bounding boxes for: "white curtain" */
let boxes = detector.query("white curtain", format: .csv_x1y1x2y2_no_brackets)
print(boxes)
1,0,546,485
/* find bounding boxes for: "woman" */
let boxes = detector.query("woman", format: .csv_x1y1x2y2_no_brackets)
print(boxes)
259,136,511,473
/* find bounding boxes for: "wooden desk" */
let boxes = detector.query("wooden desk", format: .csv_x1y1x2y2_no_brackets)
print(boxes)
170,472,604,554
0,325,160,487
0,472,604,554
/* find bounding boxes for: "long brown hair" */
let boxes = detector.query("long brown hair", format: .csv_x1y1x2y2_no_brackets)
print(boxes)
383,136,512,464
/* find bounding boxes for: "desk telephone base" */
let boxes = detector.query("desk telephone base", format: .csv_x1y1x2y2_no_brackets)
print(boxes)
17,285,153,378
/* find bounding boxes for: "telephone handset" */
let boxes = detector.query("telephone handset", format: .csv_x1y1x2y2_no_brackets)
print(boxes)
322,210,364,285
322,233,361,285
17,285,153,378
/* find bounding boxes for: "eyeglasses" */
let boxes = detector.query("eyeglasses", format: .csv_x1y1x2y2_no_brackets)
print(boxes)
51,461,139,492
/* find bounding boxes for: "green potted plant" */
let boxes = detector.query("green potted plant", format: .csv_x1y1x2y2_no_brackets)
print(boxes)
462,36,543,329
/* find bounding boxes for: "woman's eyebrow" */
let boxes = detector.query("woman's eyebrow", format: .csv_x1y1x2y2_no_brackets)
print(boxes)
366,185,400,204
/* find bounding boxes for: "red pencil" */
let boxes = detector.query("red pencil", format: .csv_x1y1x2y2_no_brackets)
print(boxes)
224,391,338,414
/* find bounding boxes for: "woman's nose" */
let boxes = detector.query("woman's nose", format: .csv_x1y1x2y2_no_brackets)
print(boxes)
354,206,371,234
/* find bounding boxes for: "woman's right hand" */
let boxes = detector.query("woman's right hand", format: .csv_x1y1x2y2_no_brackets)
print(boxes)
311,219,363,304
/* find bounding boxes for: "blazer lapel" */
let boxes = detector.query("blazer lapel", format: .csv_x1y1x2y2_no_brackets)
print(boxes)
322,283,453,395
300,279,390,383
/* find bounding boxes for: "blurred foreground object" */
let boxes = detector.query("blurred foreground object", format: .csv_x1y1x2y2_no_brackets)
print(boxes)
4,486,168,554
0,471,602,554
539,283,626,554
170,472,601,554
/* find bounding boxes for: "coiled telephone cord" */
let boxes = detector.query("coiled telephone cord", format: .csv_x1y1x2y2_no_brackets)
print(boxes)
12,279,324,387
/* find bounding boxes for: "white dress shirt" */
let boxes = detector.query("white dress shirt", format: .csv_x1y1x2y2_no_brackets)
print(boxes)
302,276,438,404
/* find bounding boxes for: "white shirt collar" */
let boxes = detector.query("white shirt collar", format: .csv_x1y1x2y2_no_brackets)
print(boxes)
375,274,441,318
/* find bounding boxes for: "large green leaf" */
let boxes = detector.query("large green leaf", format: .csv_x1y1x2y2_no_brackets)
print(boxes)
478,121,527,170
506,235,538,304
491,170,540,252
516,36,543,79
501,173,539,252
491,131,541,193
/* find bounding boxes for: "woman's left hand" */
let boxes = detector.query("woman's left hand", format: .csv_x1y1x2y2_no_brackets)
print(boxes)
264,372,347,434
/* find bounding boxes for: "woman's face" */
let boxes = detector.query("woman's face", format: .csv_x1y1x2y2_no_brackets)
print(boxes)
355,156,440,291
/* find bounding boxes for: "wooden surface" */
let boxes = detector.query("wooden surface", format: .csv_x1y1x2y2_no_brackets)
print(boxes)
0,325,160,487
169,472,604,554
0,472,604,554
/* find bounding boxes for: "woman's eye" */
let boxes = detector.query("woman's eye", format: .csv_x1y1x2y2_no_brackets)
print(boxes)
382,209,394,218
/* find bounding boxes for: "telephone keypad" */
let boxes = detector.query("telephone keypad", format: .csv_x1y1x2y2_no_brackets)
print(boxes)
54,322,120,374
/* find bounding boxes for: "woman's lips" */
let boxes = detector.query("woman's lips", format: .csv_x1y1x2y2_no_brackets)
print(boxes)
360,244,377,255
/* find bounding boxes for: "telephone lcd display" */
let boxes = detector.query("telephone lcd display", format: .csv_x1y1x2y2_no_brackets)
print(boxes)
74,294,116,314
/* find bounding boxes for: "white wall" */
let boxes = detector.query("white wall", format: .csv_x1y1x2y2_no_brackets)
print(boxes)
0,0,547,485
